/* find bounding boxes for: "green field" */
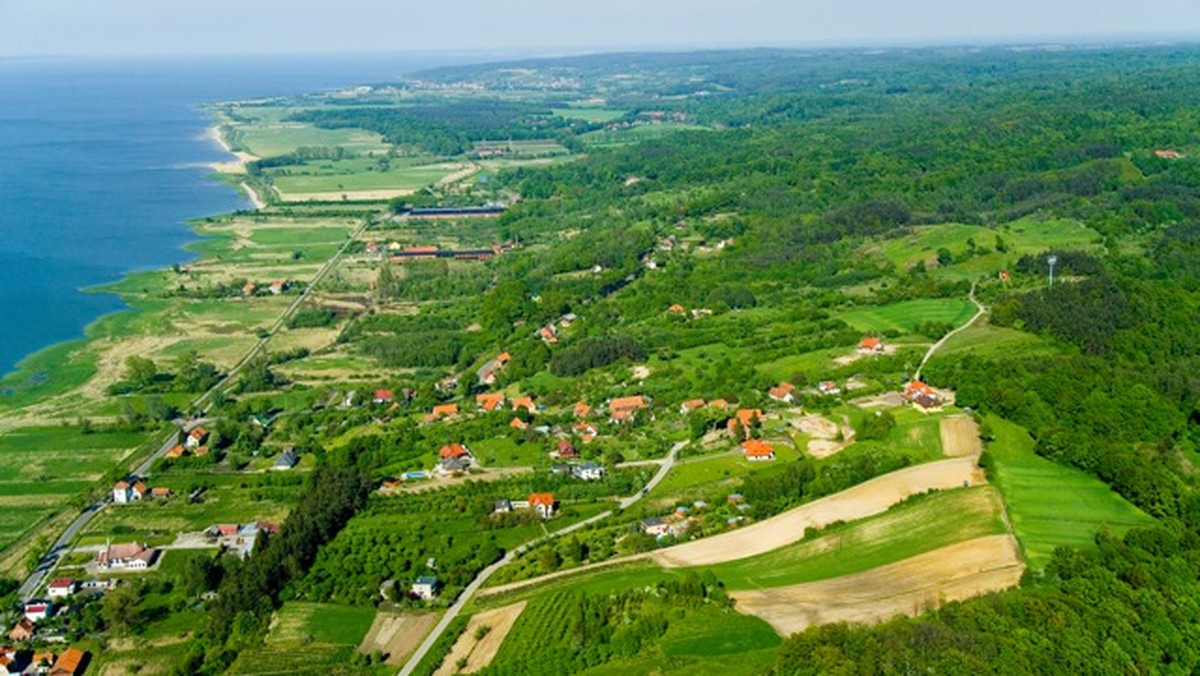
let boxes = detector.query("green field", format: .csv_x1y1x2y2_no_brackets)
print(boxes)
702,487,1007,590
233,120,389,158
552,107,627,122
78,473,299,544
576,605,780,675
0,426,153,549
229,602,379,675
986,415,1154,568
837,298,977,334
875,218,1103,279
271,162,464,195
937,320,1066,359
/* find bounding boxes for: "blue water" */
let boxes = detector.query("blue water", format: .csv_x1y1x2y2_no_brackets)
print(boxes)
0,54,473,376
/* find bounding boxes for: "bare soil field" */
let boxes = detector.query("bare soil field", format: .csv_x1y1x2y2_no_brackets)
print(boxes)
433,601,527,675
940,414,983,457
852,391,906,409
730,534,1024,636
834,344,898,366
790,413,855,459
651,456,985,568
359,611,438,665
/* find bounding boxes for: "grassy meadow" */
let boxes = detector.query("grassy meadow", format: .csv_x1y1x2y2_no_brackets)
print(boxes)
985,415,1154,568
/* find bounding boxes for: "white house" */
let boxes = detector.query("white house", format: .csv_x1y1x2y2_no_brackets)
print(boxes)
412,577,439,600
571,462,606,481
22,601,52,622
46,579,75,599
97,542,157,571
112,481,131,504
639,517,670,538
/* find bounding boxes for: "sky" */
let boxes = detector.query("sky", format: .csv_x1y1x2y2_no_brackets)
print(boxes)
1,0,1199,57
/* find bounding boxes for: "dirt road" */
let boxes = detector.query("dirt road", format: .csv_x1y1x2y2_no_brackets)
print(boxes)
729,534,1024,636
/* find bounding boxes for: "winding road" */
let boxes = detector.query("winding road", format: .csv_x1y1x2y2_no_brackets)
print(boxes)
914,282,986,382
398,439,687,676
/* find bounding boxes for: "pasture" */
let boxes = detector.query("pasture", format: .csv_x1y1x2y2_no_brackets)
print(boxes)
836,298,977,334
228,602,379,675
232,118,389,158
551,107,626,122
985,415,1154,568
874,218,1103,279
0,425,149,549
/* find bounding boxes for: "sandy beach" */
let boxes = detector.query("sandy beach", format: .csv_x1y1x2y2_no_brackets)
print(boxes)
206,125,265,208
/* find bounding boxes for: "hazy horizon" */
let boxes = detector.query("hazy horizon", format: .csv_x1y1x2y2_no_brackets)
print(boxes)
2,0,1198,58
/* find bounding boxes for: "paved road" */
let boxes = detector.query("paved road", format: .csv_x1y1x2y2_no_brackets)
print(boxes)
18,218,371,600
192,218,371,416
18,418,213,601
914,282,985,381
399,439,689,675
620,439,686,509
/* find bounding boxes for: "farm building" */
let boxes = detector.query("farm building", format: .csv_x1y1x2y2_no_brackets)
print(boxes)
97,543,157,570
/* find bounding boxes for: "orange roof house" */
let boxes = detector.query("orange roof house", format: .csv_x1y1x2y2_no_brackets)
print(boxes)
768,382,795,403
573,422,598,442
165,445,186,459
242,282,256,295
905,380,942,410
709,399,729,411
741,439,776,461
374,389,395,403
728,409,765,438
511,417,529,430
132,481,148,495
50,647,86,676
186,426,208,448
497,352,511,365
476,392,505,411
424,404,459,422
512,396,536,413
573,402,591,418
194,446,210,457
439,443,471,460
679,398,706,414
528,492,556,518
1155,149,1184,159
150,487,172,499
858,337,884,353
610,395,648,412
668,303,686,314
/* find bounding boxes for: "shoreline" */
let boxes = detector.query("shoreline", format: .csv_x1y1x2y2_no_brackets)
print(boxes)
205,124,266,209
0,124,263,400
